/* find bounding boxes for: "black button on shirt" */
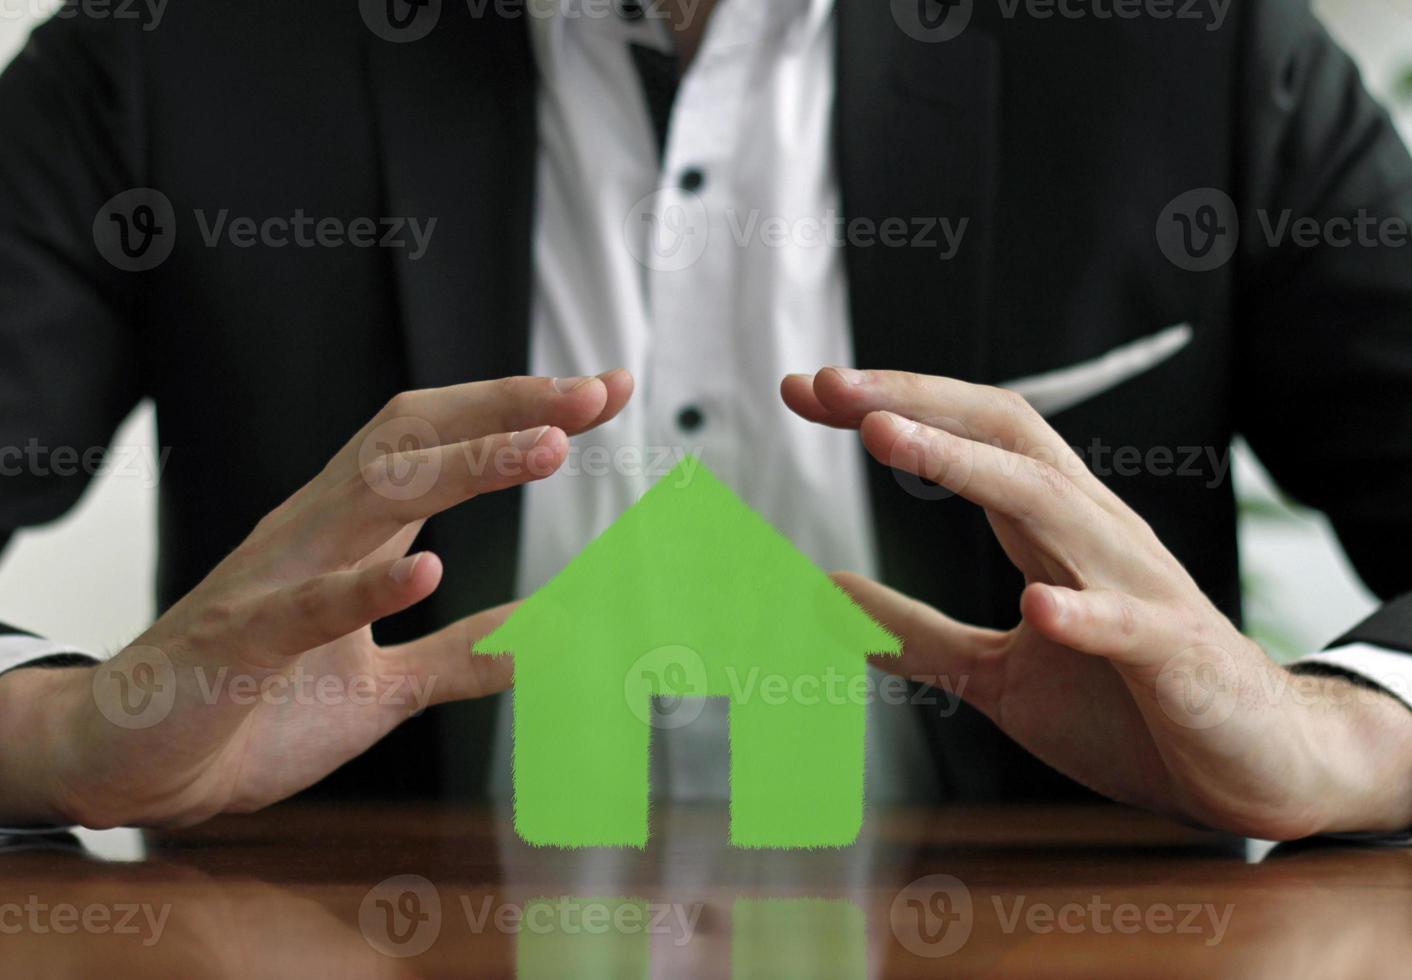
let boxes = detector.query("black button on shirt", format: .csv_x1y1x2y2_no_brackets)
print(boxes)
676,406,705,432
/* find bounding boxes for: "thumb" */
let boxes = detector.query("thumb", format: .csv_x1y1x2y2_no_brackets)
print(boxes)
1021,583,1170,669
832,571,1002,706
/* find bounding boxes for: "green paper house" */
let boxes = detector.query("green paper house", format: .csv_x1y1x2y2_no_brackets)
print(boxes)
474,459,899,849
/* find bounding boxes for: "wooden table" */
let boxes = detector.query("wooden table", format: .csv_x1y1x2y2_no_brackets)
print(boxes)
3,803,1409,977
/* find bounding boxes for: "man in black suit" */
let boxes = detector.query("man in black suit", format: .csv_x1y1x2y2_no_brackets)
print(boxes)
0,0,1410,839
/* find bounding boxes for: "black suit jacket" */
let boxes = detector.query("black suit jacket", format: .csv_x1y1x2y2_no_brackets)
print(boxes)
2,0,1411,803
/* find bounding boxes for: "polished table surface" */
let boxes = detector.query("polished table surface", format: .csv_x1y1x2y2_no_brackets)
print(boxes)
3,802,1409,978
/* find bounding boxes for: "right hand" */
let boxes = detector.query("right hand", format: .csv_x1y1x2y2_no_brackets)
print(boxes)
13,371,632,828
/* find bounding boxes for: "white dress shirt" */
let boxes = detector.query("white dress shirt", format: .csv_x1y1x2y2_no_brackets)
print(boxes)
492,0,936,805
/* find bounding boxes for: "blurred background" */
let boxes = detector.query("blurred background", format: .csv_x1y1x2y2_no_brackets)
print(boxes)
0,1,1409,660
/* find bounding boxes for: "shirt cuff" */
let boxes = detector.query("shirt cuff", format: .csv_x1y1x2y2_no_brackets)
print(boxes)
0,634,99,678
1294,643,1412,713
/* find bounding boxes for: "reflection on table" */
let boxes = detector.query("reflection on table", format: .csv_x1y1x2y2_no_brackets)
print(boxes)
3,803,1410,978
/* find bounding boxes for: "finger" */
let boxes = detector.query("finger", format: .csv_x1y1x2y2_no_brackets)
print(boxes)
240,552,444,665
359,518,425,570
269,371,632,546
1021,583,1166,667
811,368,1031,442
387,373,611,441
301,426,569,569
591,367,635,429
780,372,854,429
384,601,519,706
808,368,1116,504
860,411,1117,564
325,372,628,488
833,571,1002,708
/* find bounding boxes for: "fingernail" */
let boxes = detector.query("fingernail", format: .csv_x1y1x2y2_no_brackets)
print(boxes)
1046,588,1068,621
882,411,919,435
831,367,866,385
512,425,550,450
785,372,814,383
552,376,592,393
390,553,423,584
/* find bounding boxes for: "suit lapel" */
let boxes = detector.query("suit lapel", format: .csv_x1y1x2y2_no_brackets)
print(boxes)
837,0,1008,804
835,0,1000,385
365,11,539,801
365,7,538,390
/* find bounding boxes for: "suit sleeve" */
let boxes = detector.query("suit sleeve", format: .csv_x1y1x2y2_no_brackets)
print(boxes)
0,14,147,642
1233,0,1412,645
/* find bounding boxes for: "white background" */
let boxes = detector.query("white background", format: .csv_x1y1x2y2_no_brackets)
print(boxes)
0,1,1408,657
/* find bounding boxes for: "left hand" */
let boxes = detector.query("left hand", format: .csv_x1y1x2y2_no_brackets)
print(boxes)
783,367,1412,839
